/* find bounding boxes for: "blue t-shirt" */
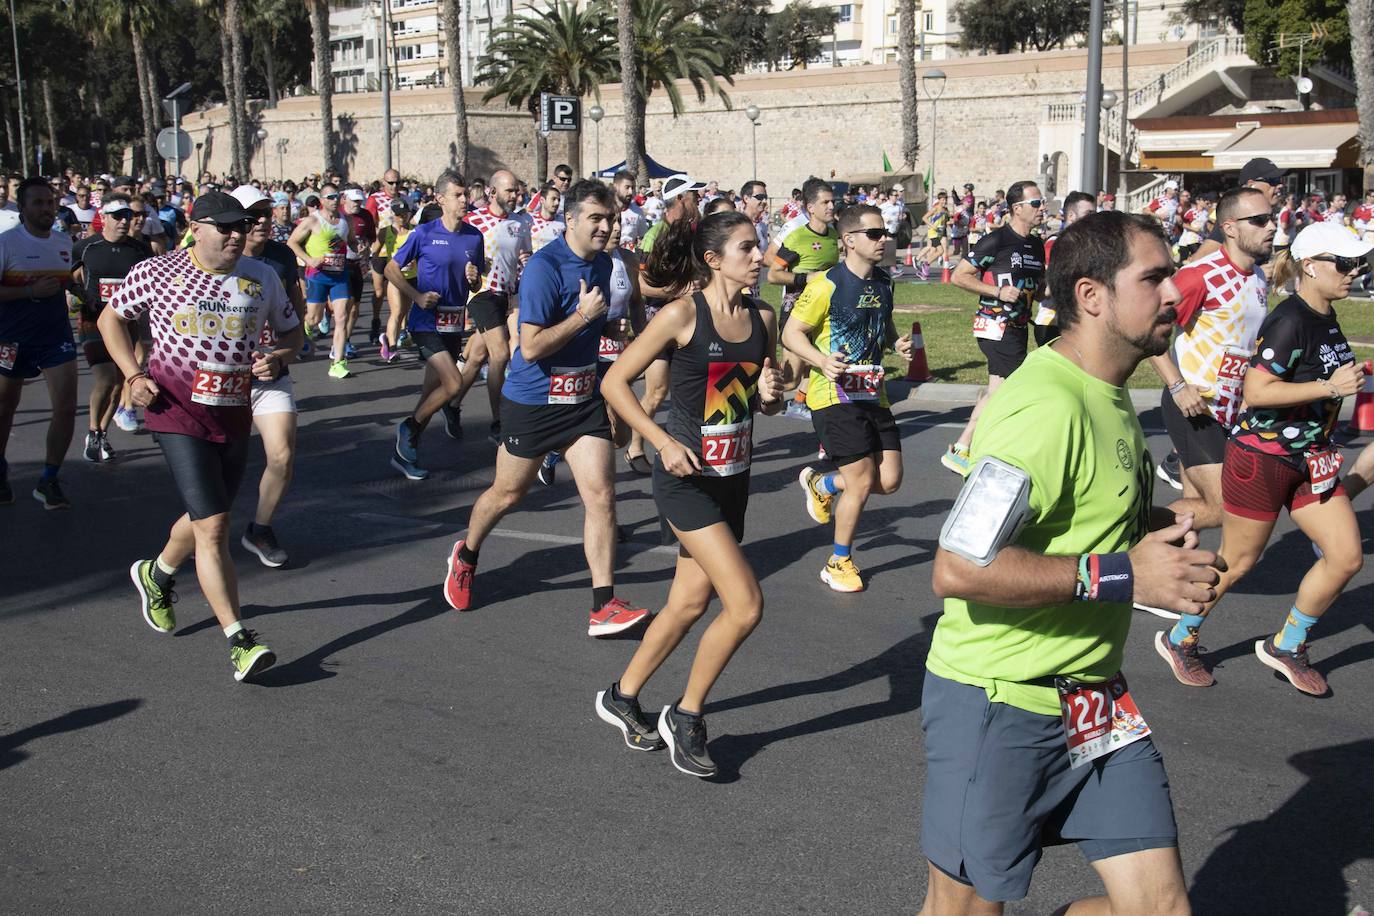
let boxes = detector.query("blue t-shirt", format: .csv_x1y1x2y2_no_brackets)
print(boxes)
391,217,486,334
503,235,611,406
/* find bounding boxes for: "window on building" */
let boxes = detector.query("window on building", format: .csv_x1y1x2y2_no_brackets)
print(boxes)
365,39,374,59
837,4,853,23
923,11,934,30
888,16,896,33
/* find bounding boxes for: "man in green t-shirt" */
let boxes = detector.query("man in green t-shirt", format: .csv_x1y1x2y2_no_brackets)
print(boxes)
917,212,1222,915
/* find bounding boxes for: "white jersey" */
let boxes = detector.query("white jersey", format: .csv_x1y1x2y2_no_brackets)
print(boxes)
880,201,905,234
642,196,665,225
607,249,633,322
464,205,532,294
619,202,647,250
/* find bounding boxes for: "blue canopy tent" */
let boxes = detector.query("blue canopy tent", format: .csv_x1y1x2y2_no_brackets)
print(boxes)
592,153,683,179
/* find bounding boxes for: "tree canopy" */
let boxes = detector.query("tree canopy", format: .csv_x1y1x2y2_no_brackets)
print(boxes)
953,0,1091,54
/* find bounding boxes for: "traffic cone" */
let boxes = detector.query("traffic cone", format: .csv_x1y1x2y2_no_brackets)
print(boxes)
1347,360,1374,435
905,321,933,383
940,258,952,283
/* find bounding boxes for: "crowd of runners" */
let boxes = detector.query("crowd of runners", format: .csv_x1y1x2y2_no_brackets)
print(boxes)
3,145,1373,914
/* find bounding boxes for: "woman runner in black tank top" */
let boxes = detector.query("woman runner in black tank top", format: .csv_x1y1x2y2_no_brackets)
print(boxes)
597,211,784,778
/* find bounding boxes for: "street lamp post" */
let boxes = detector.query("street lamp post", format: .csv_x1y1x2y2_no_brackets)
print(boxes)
1100,90,1118,195
276,138,289,180
380,0,393,171
922,69,946,196
391,119,404,175
588,104,603,177
746,105,760,181
256,127,269,180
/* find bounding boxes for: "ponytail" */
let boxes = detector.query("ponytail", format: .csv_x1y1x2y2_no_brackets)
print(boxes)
643,210,753,294
1268,248,1299,290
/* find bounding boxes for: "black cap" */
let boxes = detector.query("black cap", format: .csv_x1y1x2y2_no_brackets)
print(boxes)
113,175,134,187
191,190,254,224
963,183,974,190
1239,157,1285,184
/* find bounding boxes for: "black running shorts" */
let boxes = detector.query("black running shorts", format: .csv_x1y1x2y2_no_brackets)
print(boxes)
653,462,750,556
499,396,610,459
1159,388,1226,468
812,402,901,466
154,432,250,521
977,324,1029,379
469,290,511,333
410,330,464,363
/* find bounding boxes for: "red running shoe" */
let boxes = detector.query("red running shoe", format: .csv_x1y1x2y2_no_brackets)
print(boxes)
444,540,476,611
589,597,649,637
1255,636,1329,696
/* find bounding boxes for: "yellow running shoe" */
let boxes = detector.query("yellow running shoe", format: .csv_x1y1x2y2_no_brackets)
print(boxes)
941,443,973,476
798,466,834,525
821,555,865,592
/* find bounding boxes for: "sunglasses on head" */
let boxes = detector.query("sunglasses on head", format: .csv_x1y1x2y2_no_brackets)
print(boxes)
1234,213,1274,228
851,227,890,241
198,218,255,234
1310,255,1369,275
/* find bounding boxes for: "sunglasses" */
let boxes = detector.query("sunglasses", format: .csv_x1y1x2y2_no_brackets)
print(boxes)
384,180,399,186
749,194,768,202
198,218,255,234
851,227,890,241
1234,214,1275,228
1017,198,1045,209
1310,255,1370,275
106,210,134,221
323,193,340,200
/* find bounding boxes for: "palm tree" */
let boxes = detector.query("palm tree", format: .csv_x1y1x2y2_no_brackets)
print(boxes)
441,0,470,174
226,0,248,179
474,0,615,180
78,0,162,175
896,0,918,170
616,0,644,180
1352,0,1374,191
306,0,335,173
247,0,304,108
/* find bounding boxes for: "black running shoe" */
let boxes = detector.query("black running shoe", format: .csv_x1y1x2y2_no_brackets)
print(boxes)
442,405,463,440
538,452,560,486
1156,450,1183,492
83,430,101,462
33,478,70,510
242,523,288,568
487,421,501,447
595,686,666,751
659,704,718,777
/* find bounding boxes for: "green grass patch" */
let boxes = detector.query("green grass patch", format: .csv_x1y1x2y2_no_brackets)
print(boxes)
757,283,1374,389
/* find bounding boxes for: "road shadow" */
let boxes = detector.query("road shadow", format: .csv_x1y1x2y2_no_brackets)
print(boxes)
1189,738,1374,915
0,699,143,770
702,615,938,783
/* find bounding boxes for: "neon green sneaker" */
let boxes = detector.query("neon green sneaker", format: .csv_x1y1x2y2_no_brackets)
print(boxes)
328,358,350,380
229,629,276,682
941,443,973,476
130,559,177,634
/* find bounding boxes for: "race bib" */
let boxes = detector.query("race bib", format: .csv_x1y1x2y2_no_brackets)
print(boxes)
839,364,883,401
1305,447,1343,495
97,277,124,302
0,341,16,372
191,361,252,407
598,336,624,363
320,252,346,272
1211,346,1251,427
700,418,752,477
1033,302,1057,327
436,307,464,334
1057,673,1151,770
972,312,1005,342
548,364,596,404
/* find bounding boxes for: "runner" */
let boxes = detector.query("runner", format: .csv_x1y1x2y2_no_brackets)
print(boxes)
287,184,354,380
98,190,303,682
766,176,838,415
1189,157,1286,263
917,191,950,281
594,209,784,776
459,169,532,444
1154,222,1371,695
612,170,646,251
71,195,154,463
739,180,769,290
342,187,378,352
234,185,311,567
528,184,566,252
0,178,79,508
1147,188,1273,535
624,173,707,474
1031,190,1096,348
786,204,913,593
384,170,486,479
919,211,1215,916
942,180,1046,475
527,164,572,218
441,180,648,637
375,197,416,362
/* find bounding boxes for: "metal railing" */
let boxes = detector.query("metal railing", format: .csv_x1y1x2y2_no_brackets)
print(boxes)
1127,35,1248,111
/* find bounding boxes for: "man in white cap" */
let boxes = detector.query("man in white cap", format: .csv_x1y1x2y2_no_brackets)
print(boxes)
1146,180,1181,239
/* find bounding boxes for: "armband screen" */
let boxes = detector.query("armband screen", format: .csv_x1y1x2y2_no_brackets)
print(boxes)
938,456,1032,566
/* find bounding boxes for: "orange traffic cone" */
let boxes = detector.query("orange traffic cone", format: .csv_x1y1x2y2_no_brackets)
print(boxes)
940,258,952,283
1347,360,1374,434
905,321,933,383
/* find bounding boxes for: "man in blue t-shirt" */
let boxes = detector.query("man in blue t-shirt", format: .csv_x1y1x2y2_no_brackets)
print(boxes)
439,180,649,638
384,170,486,480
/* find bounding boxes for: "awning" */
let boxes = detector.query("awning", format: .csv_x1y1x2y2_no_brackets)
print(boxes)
1205,122,1359,170
593,153,683,179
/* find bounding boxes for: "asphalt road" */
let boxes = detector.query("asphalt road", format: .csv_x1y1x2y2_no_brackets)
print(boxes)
2,331,1372,916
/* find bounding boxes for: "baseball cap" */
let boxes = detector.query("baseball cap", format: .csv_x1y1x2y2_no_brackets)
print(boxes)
662,173,707,202
344,188,366,202
1290,222,1374,260
1239,157,1286,185
191,191,255,224
271,191,290,207
100,200,134,215
229,184,272,211
1162,180,1179,190
113,175,135,188
963,182,974,190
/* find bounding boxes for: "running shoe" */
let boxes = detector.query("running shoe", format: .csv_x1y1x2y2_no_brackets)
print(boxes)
130,559,177,634
1156,451,1183,492
83,430,101,463
370,317,382,342
538,452,561,486
818,444,828,462
798,466,834,525
113,406,139,433
98,431,117,462
589,597,649,636
229,629,276,683
343,342,359,359
918,261,931,281
1154,631,1214,688
328,358,351,380
242,523,288,568
319,314,331,335
821,555,865,592
444,540,476,611
658,705,717,778
395,418,421,464
0,471,11,505
487,422,501,447
624,452,653,476
595,686,666,751
1255,636,1329,696
784,400,812,421
390,455,430,480
300,336,314,359
941,443,973,476
32,478,70,510
397,329,411,349
379,336,395,362
442,405,463,440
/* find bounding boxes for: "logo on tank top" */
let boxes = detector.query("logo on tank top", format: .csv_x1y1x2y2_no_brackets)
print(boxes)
708,341,723,356
705,362,759,425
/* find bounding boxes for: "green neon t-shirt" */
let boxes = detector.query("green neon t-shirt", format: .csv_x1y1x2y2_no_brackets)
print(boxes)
925,345,1155,716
